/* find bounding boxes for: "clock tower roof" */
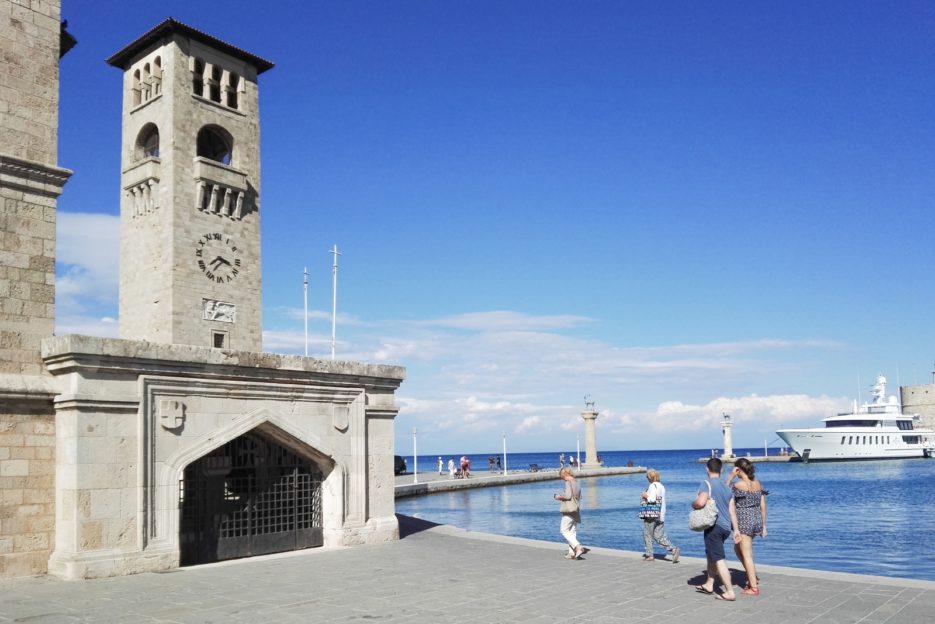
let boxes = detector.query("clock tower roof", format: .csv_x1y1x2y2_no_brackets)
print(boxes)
106,17,274,74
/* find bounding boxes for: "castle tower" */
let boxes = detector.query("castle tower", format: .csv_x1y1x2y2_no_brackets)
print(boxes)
106,19,273,351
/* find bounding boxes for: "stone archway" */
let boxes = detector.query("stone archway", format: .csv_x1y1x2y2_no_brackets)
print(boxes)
178,428,324,566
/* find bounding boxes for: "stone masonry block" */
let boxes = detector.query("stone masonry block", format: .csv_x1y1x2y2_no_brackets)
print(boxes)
0,460,28,477
0,551,49,578
13,532,49,553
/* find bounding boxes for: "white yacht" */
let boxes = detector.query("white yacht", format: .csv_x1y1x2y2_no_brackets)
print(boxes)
776,375,935,462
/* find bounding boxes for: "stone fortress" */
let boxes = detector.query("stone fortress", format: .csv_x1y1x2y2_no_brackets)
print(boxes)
1,2,404,579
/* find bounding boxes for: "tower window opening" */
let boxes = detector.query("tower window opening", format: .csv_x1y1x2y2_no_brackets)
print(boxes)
210,66,222,103
192,58,205,97
212,331,227,349
227,72,239,109
132,69,142,106
152,56,162,96
142,63,151,101
136,123,160,159
197,126,233,165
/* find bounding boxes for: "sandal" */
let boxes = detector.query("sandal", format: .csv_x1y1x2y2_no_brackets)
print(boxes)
741,587,759,596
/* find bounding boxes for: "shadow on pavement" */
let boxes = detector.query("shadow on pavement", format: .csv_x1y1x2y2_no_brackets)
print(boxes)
396,513,441,538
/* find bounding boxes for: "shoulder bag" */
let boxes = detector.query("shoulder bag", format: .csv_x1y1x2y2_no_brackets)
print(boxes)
638,499,661,519
688,480,718,531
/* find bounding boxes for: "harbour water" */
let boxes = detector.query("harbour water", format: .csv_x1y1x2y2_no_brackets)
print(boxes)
396,448,935,580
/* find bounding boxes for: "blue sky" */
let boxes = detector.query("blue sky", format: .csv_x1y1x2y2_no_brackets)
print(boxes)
55,1,935,454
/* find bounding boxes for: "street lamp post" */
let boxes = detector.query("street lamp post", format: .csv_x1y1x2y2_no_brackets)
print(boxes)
502,432,508,476
412,427,418,484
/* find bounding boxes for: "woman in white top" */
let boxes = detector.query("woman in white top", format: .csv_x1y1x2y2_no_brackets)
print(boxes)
640,468,680,562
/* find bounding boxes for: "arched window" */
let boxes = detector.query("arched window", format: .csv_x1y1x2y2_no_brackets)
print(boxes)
227,72,239,109
192,58,205,96
142,63,151,101
197,125,233,165
136,123,160,160
132,69,142,106
152,56,162,96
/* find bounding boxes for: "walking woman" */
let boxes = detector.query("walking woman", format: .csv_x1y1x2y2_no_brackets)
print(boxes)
640,469,680,562
554,467,587,559
727,458,767,595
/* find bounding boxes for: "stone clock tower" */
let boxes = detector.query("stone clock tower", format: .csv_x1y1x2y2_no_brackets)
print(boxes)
107,19,273,351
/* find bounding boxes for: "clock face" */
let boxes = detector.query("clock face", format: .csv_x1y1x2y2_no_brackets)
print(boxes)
195,232,242,283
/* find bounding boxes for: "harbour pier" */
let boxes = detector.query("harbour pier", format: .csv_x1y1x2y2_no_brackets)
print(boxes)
395,465,647,498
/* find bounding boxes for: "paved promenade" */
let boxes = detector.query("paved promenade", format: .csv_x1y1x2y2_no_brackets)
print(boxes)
1,515,932,623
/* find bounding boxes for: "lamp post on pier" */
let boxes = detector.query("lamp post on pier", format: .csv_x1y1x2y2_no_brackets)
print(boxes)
502,432,508,476
412,427,418,484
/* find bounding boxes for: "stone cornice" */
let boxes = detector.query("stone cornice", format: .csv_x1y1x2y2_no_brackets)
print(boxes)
0,373,56,401
41,334,405,390
0,154,72,197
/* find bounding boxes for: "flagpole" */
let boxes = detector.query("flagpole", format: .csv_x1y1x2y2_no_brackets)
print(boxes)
330,245,340,360
303,266,308,357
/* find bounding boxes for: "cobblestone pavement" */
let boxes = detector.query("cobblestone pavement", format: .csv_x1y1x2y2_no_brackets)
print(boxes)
1,515,933,623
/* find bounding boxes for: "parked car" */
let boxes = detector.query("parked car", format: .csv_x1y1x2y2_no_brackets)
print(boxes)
394,455,407,475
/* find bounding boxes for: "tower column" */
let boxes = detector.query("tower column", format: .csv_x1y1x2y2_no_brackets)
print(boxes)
721,413,734,459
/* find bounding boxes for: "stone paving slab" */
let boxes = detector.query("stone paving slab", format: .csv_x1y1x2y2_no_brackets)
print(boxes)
1,515,932,623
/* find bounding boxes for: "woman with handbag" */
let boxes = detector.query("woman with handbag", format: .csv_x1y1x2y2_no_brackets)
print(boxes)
727,458,767,596
554,467,587,559
640,469,680,562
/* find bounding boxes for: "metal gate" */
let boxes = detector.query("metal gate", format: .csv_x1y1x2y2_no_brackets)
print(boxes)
179,431,323,566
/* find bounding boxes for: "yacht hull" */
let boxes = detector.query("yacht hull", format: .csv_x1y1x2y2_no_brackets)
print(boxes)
776,429,932,461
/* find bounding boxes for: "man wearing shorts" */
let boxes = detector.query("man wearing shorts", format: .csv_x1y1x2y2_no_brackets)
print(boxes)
693,457,737,601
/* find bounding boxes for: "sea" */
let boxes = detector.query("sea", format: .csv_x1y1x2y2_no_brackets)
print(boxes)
395,448,935,581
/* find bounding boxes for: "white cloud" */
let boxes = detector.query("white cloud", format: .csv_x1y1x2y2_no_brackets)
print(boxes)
610,393,851,435
55,212,119,336
419,310,594,331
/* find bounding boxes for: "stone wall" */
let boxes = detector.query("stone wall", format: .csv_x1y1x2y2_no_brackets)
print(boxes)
901,380,935,431
0,382,56,578
0,0,62,164
0,0,69,580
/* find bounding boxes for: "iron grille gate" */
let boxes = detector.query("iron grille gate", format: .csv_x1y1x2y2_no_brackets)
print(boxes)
179,431,323,566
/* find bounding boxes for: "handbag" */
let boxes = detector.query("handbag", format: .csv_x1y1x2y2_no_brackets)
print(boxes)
688,480,718,531
639,499,661,519
559,497,579,513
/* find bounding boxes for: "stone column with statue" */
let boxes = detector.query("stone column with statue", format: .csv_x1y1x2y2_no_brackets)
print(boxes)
581,396,603,469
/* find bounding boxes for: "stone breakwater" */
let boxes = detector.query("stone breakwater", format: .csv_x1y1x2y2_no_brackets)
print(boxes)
394,466,647,498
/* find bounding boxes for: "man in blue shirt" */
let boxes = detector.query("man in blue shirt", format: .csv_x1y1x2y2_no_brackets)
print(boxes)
692,457,737,601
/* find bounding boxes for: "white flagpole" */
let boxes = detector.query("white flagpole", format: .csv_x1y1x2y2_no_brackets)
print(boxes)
330,245,341,360
303,266,308,357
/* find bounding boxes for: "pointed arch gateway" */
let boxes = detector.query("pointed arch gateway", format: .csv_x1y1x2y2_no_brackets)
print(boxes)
177,422,330,566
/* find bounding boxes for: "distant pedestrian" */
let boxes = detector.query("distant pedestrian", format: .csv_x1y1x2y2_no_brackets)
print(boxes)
460,455,470,478
448,458,455,478
495,455,501,472
554,467,587,559
559,453,565,468
640,469,680,563
693,458,737,601
437,456,443,475
727,458,767,595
